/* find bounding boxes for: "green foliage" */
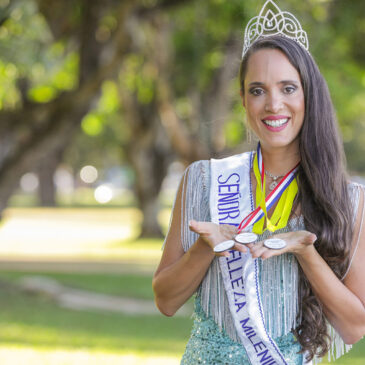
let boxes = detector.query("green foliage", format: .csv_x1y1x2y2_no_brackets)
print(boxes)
121,53,156,104
0,0,78,106
1,0,365,184
73,79,126,171
224,100,245,147
81,114,104,136
0,61,20,108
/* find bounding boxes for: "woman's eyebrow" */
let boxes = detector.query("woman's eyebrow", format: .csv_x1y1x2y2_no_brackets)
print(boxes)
279,80,300,85
248,80,300,87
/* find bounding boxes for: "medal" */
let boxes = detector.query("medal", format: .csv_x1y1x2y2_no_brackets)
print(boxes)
213,240,235,253
237,143,299,235
235,232,258,244
263,238,287,250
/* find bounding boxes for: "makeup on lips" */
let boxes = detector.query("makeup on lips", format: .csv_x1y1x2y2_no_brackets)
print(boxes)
262,115,290,132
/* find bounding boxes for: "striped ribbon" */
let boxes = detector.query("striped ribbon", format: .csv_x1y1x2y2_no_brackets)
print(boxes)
237,143,299,234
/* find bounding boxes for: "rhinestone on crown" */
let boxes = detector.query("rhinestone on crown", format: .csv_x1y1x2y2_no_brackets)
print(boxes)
242,0,309,58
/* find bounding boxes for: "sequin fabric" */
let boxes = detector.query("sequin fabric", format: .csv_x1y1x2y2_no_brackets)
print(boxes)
181,296,303,365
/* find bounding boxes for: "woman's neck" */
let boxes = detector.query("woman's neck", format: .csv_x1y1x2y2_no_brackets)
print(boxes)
260,143,300,176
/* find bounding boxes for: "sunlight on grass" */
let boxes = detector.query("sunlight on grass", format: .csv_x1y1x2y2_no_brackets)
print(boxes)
0,347,180,365
0,208,167,263
0,208,138,253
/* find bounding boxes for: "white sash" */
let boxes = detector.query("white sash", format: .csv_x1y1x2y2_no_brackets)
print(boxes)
210,152,288,365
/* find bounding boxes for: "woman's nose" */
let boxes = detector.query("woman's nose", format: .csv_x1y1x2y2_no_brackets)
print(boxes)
264,92,283,113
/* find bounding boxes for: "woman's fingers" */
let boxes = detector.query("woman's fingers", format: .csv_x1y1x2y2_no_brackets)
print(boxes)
249,242,266,258
233,242,247,253
189,220,247,255
189,220,215,235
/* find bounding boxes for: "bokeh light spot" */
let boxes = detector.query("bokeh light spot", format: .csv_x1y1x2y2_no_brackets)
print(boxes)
94,185,113,204
80,165,98,184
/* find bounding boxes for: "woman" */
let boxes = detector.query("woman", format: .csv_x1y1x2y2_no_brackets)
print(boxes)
153,1,365,364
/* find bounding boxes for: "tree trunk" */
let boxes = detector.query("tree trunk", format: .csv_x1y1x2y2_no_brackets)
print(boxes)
38,161,56,207
128,119,170,238
37,149,65,207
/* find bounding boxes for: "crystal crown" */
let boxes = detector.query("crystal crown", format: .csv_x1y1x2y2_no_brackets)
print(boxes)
242,0,309,58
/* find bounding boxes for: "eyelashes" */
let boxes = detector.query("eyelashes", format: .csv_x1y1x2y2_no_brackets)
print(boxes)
248,85,298,96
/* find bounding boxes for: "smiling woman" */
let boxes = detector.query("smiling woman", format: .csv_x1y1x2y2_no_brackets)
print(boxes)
152,1,365,364
241,49,305,155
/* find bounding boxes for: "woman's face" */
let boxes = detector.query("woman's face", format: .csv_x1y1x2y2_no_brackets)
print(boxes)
242,48,305,152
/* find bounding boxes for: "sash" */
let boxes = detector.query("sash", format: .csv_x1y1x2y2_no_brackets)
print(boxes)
210,151,288,365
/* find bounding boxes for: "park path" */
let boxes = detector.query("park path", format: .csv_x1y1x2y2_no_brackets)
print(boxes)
0,257,192,317
0,208,190,317
17,275,192,317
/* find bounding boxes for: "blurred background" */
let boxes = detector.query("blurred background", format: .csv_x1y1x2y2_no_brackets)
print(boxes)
0,0,364,364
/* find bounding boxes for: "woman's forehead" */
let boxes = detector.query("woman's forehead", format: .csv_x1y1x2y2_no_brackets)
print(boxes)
245,49,300,85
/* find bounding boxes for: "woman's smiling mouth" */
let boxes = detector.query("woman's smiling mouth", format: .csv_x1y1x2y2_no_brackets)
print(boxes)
262,116,290,131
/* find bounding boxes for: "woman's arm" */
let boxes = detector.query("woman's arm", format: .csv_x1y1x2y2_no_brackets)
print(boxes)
152,170,240,317
295,240,365,344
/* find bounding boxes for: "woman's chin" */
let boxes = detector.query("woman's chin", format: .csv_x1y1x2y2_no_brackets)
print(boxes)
259,136,299,151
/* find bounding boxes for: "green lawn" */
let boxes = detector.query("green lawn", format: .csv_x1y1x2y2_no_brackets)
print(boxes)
0,207,363,364
0,271,155,300
328,340,365,365
0,271,363,364
0,281,192,358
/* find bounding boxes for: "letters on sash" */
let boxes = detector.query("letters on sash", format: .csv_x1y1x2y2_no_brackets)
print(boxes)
210,152,288,365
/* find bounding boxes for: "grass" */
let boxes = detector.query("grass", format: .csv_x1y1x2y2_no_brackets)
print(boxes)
0,284,192,357
327,340,365,365
0,207,363,364
0,271,155,300
0,271,362,365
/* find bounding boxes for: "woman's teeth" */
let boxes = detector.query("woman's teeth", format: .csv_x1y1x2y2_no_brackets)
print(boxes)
262,118,289,127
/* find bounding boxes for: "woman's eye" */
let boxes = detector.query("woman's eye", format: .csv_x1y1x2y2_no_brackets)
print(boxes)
249,88,264,96
283,85,297,94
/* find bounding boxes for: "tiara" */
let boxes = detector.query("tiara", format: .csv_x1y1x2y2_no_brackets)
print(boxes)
242,0,309,58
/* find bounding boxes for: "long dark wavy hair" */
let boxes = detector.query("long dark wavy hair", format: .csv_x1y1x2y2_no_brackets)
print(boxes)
239,35,353,361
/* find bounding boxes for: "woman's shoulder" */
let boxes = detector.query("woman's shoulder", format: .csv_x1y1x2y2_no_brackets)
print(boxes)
188,159,210,170
185,160,210,182
188,151,253,170
348,180,365,189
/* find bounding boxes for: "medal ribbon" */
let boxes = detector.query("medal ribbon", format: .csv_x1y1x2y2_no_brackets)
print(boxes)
237,143,299,234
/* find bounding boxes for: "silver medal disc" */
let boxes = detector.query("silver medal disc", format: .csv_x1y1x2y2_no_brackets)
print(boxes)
235,232,258,244
213,240,235,253
263,238,287,250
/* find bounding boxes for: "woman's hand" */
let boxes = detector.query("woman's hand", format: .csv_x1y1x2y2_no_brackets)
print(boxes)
246,230,317,260
188,220,247,257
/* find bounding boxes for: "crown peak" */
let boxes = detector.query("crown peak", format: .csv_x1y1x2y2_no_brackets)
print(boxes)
242,0,309,58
